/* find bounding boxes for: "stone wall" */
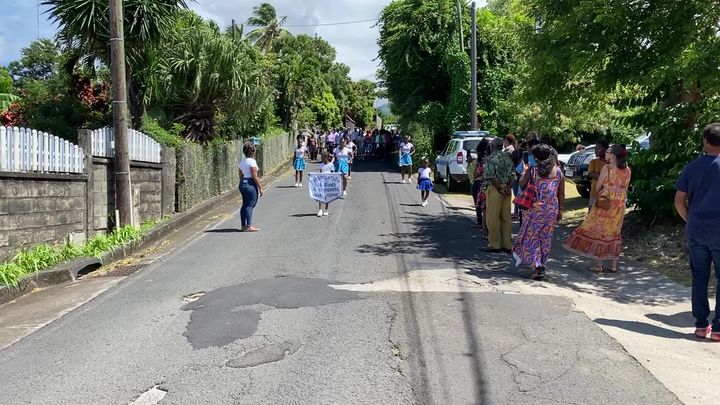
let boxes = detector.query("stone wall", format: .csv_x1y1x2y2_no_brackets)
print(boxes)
0,173,87,261
90,158,165,235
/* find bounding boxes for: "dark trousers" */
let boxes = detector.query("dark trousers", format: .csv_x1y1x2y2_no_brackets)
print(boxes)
471,180,483,225
239,180,258,227
688,237,720,331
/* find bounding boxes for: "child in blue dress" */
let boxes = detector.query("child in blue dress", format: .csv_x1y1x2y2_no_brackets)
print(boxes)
294,140,308,187
417,157,434,206
399,135,416,183
333,139,353,197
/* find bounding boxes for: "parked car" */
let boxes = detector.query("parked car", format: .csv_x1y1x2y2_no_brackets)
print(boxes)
435,130,492,192
564,134,650,198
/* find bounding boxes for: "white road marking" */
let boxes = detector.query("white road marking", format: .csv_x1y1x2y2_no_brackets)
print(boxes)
130,386,167,405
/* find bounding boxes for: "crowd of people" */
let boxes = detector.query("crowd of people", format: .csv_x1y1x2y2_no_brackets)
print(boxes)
465,132,631,281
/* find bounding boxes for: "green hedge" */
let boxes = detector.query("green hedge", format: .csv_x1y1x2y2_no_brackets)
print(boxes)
255,132,294,175
176,140,242,212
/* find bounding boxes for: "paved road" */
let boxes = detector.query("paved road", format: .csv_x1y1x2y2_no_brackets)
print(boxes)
0,161,680,404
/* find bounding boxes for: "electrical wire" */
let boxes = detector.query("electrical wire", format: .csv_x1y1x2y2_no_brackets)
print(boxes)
283,18,378,28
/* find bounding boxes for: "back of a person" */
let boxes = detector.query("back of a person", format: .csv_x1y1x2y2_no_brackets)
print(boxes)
685,154,720,227
606,165,631,196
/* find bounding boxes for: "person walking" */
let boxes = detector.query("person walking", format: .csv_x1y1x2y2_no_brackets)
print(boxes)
484,138,516,253
317,153,335,217
399,135,416,183
674,123,720,341
563,144,631,272
417,157,433,206
468,138,491,232
587,140,610,208
513,144,565,280
293,139,308,187
238,143,264,232
333,138,353,197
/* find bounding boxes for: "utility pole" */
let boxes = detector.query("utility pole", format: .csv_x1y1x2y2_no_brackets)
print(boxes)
231,19,237,41
470,2,478,130
456,0,464,52
110,0,132,226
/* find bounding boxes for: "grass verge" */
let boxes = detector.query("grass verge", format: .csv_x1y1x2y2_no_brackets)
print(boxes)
0,220,158,288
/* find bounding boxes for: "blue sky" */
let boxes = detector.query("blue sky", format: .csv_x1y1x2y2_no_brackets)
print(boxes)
0,1,388,80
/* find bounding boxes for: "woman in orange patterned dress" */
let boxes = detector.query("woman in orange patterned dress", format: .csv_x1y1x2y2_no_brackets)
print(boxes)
563,144,631,272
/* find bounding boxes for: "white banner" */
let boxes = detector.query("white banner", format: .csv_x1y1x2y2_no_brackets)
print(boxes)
308,172,344,203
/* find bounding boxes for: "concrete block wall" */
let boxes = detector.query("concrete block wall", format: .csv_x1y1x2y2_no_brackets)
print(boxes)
0,173,87,261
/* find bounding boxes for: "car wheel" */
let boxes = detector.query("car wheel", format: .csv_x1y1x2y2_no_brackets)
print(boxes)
576,185,591,199
447,169,457,192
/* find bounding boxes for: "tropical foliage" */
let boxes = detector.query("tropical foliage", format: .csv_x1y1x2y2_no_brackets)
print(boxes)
3,3,375,144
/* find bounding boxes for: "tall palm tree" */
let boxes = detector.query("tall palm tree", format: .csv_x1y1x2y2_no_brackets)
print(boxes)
245,3,290,52
43,0,188,123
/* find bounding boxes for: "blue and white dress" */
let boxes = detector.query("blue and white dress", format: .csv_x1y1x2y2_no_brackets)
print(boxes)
293,146,307,171
417,167,433,191
333,147,352,175
399,142,414,167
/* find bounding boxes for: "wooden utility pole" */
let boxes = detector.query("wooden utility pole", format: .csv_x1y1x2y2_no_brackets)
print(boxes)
110,0,132,226
470,2,478,130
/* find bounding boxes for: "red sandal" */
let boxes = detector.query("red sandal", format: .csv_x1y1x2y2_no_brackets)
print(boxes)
695,326,711,339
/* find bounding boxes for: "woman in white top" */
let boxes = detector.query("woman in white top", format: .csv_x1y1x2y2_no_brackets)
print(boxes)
399,135,416,183
333,138,353,197
238,143,264,232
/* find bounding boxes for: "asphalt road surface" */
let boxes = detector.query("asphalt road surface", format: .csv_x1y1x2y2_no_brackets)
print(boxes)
0,160,680,405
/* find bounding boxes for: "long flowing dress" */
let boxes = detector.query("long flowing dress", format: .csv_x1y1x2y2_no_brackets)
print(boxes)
513,169,563,268
563,166,631,260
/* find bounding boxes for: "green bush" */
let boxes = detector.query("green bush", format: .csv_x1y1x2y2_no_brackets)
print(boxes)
140,115,185,148
404,121,435,170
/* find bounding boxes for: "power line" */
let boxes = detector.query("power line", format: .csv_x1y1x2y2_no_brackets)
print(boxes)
283,18,378,28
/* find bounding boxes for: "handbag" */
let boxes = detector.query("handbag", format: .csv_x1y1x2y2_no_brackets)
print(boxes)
595,168,612,210
513,168,537,210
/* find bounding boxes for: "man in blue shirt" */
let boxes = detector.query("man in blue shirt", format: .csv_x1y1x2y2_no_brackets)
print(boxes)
675,123,720,341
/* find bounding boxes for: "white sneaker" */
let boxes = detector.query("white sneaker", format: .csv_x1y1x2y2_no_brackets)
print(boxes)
294,183,299,188
323,211,329,216
299,183,302,187
402,179,407,184
343,191,347,197
317,209,323,217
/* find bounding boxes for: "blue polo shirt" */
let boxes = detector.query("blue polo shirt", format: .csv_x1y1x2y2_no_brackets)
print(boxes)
676,154,720,243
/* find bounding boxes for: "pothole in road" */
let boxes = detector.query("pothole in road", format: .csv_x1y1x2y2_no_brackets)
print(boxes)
226,339,303,369
182,291,206,303
181,277,361,350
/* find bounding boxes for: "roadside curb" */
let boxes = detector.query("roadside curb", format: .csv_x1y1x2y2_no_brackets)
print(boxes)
0,159,292,307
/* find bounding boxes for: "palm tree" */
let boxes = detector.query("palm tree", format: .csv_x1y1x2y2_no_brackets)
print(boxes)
43,0,188,123
245,3,290,52
152,13,272,142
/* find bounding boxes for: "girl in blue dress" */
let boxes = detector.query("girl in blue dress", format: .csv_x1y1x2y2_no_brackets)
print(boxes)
333,139,354,197
293,140,308,187
417,157,434,206
399,135,416,183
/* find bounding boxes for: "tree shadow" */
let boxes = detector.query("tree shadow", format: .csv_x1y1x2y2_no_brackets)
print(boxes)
357,208,691,307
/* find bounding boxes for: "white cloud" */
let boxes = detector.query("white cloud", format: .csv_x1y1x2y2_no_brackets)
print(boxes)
189,0,389,80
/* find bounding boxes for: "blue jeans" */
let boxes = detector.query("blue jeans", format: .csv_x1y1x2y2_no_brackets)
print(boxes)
239,180,258,227
688,237,720,331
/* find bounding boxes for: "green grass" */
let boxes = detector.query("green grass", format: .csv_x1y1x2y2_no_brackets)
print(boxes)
0,220,160,288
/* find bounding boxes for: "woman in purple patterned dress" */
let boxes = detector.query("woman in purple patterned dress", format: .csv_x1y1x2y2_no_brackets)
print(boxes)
512,144,565,281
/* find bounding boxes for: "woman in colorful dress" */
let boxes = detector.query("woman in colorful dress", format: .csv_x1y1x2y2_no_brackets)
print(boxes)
563,144,631,273
512,144,565,280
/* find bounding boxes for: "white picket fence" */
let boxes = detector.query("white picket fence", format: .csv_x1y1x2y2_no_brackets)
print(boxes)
0,126,84,174
91,127,161,164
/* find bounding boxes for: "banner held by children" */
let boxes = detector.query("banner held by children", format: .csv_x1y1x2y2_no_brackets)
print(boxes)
308,173,344,203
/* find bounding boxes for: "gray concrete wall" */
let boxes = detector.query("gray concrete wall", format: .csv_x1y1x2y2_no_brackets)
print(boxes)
0,173,87,261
